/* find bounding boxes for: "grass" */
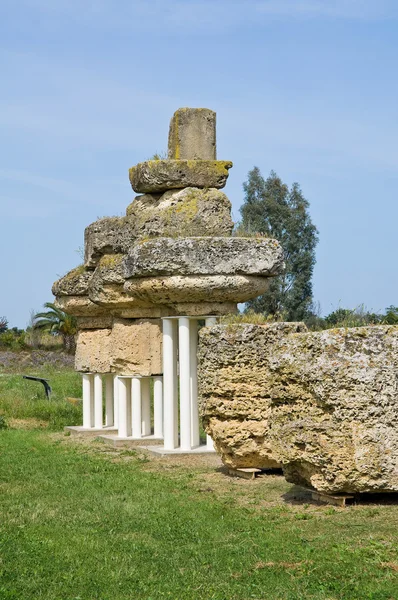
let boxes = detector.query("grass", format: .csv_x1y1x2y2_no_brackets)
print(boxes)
0,367,82,430
1,365,398,598
0,430,398,599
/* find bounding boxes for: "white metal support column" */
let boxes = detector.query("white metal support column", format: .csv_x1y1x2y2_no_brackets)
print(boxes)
113,375,119,428
190,319,199,448
131,377,142,439
118,377,131,438
105,374,114,426
141,378,151,437
163,318,178,450
82,373,94,428
179,317,191,451
94,374,103,429
153,376,163,438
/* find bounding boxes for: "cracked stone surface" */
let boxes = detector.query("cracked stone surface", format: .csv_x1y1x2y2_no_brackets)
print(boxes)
199,323,398,494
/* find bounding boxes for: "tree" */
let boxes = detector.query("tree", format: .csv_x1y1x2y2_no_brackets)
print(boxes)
33,302,77,353
383,306,398,324
0,317,8,334
240,168,318,321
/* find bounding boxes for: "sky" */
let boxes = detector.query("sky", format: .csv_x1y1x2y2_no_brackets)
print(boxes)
1,0,398,327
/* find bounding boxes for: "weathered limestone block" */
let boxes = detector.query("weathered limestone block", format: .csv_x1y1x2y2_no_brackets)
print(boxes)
114,307,175,319
124,275,270,304
199,323,398,494
52,266,93,296
87,254,162,313
128,160,232,194
87,254,128,307
84,217,136,268
55,296,108,317
75,328,112,373
198,323,305,470
76,316,113,330
110,319,162,375
168,108,216,160
267,326,398,494
126,187,233,238
124,237,284,278
172,302,237,316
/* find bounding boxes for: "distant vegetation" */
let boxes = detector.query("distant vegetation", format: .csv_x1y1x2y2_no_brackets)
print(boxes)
0,303,77,353
305,304,398,331
230,305,398,331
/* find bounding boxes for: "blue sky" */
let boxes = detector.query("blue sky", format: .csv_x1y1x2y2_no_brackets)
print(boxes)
1,0,398,327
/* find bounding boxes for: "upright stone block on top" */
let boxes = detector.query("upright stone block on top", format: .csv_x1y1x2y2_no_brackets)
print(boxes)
168,108,216,160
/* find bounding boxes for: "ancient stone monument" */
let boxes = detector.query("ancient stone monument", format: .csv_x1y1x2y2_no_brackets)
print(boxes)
199,322,398,493
53,108,284,452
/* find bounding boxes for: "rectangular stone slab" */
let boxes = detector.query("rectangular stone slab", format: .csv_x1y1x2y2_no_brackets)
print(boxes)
124,237,284,277
129,160,232,194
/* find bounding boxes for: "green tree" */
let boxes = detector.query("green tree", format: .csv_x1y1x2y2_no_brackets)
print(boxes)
383,306,398,324
33,302,77,353
240,168,318,321
0,316,8,333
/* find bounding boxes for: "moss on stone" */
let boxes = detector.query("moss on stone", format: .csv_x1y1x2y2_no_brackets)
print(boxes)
62,264,86,281
98,254,124,268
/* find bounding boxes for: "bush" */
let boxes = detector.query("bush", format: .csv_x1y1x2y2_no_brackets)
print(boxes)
220,310,280,325
0,330,26,350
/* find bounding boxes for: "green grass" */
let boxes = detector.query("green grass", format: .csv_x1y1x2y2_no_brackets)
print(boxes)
1,365,398,598
0,430,398,599
0,368,82,430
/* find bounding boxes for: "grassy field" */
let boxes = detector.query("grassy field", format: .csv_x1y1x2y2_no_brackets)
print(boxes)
1,364,398,599
0,365,81,430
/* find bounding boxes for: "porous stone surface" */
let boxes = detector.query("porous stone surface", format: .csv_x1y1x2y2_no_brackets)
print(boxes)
87,254,161,312
114,307,175,319
199,323,398,494
126,187,233,238
168,108,216,160
55,296,108,317
87,254,129,308
129,160,232,194
198,323,305,470
76,316,114,329
124,275,270,304
172,302,237,316
75,328,112,373
110,319,162,375
84,217,136,268
52,266,93,297
124,237,284,278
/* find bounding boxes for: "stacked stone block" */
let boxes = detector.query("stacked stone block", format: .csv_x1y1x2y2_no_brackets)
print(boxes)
52,107,284,446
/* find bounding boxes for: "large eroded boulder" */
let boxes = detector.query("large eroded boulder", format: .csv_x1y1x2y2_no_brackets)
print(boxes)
198,323,398,494
126,187,233,239
84,217,136,268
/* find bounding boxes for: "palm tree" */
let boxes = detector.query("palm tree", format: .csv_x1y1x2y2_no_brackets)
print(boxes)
34,302,77,353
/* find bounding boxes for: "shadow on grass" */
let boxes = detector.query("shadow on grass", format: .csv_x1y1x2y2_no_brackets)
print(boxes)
282,485,398,506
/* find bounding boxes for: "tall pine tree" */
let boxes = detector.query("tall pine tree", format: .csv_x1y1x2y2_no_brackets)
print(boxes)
240,168,318,321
